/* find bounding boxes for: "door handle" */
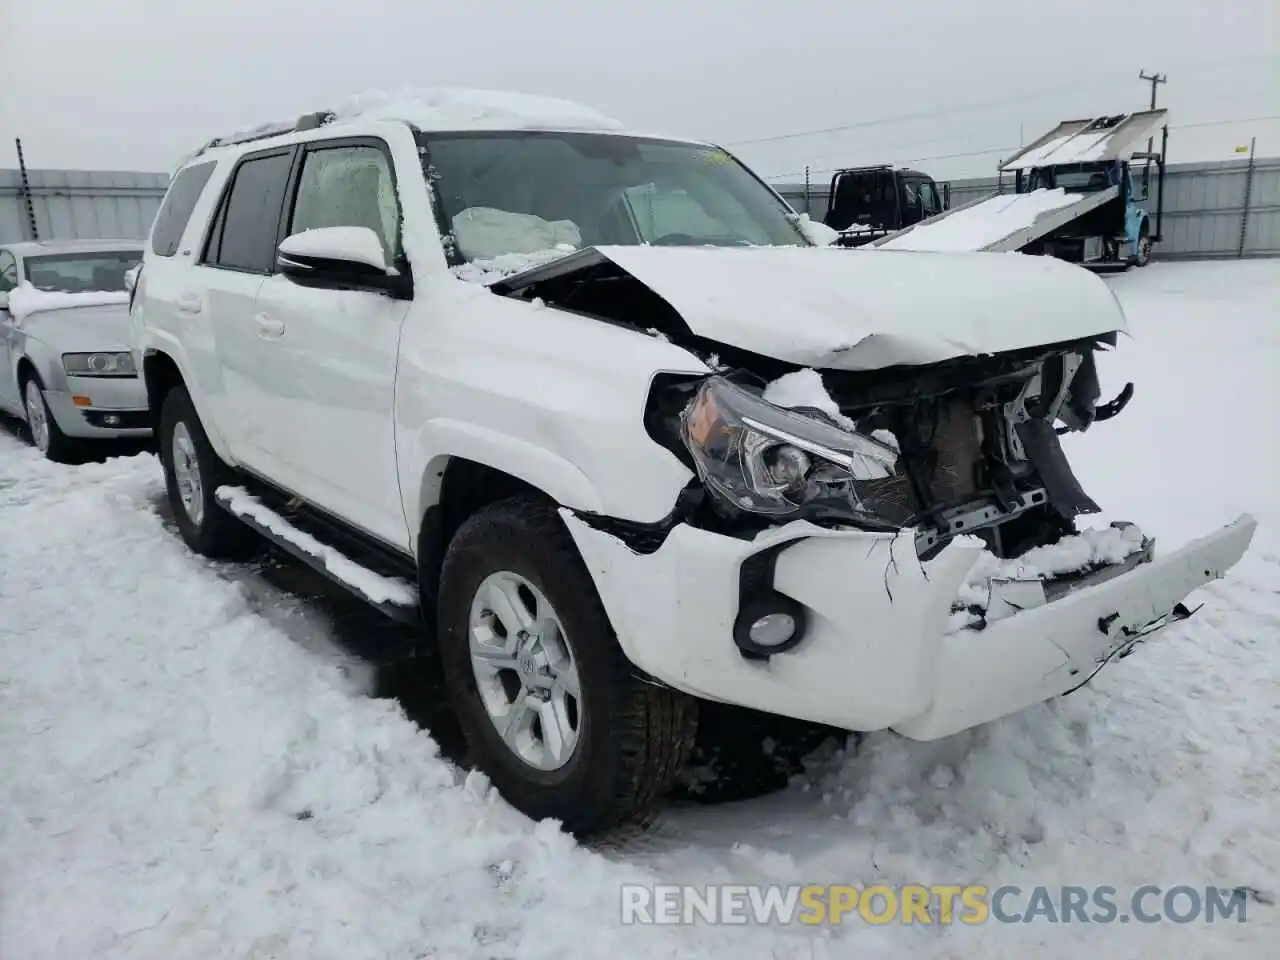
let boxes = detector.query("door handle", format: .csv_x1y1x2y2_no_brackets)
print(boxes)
254,313,286,339
176,293,203,315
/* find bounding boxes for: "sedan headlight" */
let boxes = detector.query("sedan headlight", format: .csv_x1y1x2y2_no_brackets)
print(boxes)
62,352,137,377
679,376,906,526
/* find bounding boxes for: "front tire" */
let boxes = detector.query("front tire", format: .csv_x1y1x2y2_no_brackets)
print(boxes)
22,374,77,463
1134,224,1152,267
437,497,697,835
158,385,254,558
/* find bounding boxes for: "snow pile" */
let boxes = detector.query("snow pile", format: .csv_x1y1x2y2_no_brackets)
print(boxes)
451,245,578,285
330,87,626,133
763,368,856,429
956,523,1148,613
451,207,581,262
5,282,129,321
216,486,417,608
877,188,1085,252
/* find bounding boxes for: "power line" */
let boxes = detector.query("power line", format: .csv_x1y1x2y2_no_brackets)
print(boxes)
724,53,1275,149
761,114,1280,182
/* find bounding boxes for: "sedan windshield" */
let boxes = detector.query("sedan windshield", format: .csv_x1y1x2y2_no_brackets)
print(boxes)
23,251,143,293
421,132,806,262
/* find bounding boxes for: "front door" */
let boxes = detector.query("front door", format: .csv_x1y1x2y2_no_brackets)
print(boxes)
0,250,18,413
249,139,411,549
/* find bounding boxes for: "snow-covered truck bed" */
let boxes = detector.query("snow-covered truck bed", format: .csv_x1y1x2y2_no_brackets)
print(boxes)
872,184,1120,253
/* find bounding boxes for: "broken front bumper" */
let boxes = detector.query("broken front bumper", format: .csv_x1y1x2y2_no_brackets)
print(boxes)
562,510,1256,740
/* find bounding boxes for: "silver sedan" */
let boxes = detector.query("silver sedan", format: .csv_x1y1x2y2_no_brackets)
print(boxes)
0,239,149,461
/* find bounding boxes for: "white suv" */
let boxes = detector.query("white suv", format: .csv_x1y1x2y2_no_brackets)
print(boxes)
131,89,1255,834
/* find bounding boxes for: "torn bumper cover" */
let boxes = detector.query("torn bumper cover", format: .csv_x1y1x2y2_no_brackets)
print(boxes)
562,510,1257,740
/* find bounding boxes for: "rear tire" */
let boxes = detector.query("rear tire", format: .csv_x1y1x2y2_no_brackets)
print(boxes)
21,373,78,463
158,385,255,558
437,496,697,835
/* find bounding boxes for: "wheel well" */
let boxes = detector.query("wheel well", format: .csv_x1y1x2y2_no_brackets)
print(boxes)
16,357,38,391
142,351,184,434
417,458,546,606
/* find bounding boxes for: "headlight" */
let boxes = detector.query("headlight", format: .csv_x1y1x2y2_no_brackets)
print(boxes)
62,352,137,377
679,376,907,526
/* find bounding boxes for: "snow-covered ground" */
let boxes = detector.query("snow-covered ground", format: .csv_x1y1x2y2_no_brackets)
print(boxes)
1,260,1277,959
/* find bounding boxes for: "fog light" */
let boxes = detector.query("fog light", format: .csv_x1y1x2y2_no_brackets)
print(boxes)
733,593,807,659
749,612,797,647
102,414,121,427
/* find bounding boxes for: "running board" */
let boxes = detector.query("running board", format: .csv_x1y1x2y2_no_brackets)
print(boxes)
214,485,421,623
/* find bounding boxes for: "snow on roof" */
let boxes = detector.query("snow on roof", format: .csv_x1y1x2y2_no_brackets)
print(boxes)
4,283,129,322
328,88,626,133
196,88,626,158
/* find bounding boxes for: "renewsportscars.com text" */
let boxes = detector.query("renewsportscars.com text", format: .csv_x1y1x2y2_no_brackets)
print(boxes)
620,884,1258,926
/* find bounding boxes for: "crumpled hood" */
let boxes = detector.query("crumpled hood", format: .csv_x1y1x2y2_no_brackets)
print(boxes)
590,245,1128,369
21,304,134,353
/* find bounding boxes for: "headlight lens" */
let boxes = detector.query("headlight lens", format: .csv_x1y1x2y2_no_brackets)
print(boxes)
62,352,137,377
680,376,906,525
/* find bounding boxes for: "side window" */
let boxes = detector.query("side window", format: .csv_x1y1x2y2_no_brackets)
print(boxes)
151,161,216,257
288,145,401,260
917,181,941,217
0,252,16,292
204,151,293,273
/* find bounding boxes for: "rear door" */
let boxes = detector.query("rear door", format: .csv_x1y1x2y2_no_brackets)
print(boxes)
248,137,411,548
195,147,296,473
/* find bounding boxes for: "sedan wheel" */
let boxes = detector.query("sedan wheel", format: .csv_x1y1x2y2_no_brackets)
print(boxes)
24,379,50,453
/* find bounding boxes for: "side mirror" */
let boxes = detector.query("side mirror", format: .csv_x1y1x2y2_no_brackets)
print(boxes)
281,229,391,277
277,227,409,296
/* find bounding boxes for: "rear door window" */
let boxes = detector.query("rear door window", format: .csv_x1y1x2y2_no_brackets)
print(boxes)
151,161,216,257
204,151,294,273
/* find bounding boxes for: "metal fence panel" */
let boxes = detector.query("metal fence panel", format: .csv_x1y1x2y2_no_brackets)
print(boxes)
4,159,1277,260
774,158,1280,260
0,168,169,244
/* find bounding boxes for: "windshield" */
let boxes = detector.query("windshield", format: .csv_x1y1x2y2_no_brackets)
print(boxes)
23,250,143,293
420,132,806,264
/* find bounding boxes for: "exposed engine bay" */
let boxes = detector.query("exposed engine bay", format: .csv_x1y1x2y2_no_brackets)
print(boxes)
647,339,1134,561
490,248,1135,561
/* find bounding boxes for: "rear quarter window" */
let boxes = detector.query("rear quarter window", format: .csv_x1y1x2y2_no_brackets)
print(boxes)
151,161,217,257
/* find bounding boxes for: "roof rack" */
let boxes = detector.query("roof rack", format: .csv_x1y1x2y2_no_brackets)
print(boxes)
194,110,337,157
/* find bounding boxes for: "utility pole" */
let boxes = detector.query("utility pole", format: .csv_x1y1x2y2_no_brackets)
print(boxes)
14,138,39,241
1139,70,1167,158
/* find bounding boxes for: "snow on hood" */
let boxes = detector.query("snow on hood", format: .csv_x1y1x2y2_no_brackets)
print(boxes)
13,300,134,353
589,244,1128,370
6,285,130,324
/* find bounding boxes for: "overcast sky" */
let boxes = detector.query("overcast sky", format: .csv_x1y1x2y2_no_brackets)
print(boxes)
2,0,1275,180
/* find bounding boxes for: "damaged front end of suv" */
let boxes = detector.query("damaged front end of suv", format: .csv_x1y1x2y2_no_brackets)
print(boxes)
650,337,1132,565
488,243,1255,739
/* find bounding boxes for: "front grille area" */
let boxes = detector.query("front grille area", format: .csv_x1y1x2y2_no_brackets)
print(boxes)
82,410,150,430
